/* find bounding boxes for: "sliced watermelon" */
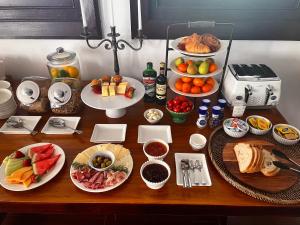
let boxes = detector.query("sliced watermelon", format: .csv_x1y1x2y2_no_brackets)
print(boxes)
31,147,54,163
32,154,60,176
28,143,52,158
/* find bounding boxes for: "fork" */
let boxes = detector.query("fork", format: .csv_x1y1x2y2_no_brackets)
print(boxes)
195,160,206,185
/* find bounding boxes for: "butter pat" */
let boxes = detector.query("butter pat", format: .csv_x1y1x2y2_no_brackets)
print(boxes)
116,82,128,95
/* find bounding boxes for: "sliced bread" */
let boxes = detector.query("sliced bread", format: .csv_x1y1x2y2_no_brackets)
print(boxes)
260,149,280,177
234,143,254,173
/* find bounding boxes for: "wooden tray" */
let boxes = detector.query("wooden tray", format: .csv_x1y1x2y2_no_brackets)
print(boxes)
208,127,300,204
222,139,298,193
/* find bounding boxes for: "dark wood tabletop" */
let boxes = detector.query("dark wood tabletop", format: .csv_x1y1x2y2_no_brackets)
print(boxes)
0,84,299,216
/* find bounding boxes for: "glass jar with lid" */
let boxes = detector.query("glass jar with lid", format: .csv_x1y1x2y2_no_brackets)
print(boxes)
16,76,51,113
47,47,81,80
48,77,82,115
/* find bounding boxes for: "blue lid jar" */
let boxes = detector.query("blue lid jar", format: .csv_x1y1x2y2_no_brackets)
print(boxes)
201,99,211,107
198,106,208,115
218,99,226,108
212,105,221,115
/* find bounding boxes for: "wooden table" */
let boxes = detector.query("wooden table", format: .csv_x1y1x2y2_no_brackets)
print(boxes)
0,91,299,217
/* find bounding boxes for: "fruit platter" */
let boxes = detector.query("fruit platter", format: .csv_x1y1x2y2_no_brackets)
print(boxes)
168,74,219,97
0,143,65,191
171,33,227,57
70,143,133,193
170,57,222,78
81,75,145,118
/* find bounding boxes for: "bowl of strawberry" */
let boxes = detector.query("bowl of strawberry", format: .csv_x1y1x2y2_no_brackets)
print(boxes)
166,96,194,124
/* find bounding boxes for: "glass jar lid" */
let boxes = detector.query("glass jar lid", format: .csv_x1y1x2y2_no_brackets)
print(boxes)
16,80,40,104
47,47,76,65
48,82,72,106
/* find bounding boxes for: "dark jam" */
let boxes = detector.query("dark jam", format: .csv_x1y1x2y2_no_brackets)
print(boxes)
145,142,167,156
142,164,168,183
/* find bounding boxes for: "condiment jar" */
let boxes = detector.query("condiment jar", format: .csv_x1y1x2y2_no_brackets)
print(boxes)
209,106,221,128
196,106,208,129
48,78,82,115
47,47,81,80
16,76,51,113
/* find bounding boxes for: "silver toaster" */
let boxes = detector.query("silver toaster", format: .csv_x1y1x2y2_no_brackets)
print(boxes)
222,64,281,108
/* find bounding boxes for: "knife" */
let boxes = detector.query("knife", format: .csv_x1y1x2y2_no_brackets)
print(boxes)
273,161,300,174
272,149,300,168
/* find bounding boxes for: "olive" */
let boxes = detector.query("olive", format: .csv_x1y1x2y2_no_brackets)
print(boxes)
101,163,106,168
93,162,99,168
103,158,109,163
105,161,111,167
96,157,102,163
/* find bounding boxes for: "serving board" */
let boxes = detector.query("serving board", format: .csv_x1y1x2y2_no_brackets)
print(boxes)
222,139,298,193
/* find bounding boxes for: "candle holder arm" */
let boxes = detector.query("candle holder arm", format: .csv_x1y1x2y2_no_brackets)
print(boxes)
85,38,113,50
116,30,144,51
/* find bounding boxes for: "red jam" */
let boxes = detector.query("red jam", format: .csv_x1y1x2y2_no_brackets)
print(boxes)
145,142,167,156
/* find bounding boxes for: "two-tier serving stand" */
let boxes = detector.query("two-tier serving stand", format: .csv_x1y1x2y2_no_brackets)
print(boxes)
164,21,234,99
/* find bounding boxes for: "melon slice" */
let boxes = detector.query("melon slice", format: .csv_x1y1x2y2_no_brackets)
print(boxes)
28,143,52,159
233,143,253,173
32,154,61,176
31,146,54,163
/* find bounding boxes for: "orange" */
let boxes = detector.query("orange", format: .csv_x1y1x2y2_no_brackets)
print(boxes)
186,60,194,65
205,77,215,86
175,79,183,91
209,63,218,73
181,76,193,83
190,86,201,94
63,66,80,78
177,63,188,73
181,83,192,93
192,78,205,87
202,84,213,93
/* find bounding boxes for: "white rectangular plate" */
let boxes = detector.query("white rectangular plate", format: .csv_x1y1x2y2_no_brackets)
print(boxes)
41,117,81,135
175,153,212,187
138,125,172,143
0,116,41,134
90,124,127,143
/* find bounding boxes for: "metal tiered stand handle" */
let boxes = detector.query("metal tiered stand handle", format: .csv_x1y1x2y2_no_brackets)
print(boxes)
164,20,234,96
81,26,144,75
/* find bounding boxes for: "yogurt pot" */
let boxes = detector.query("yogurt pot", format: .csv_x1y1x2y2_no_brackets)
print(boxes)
189,133,207,151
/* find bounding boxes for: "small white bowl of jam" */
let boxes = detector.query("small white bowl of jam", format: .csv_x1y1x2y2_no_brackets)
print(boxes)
143,139,169,161
140,159,171,189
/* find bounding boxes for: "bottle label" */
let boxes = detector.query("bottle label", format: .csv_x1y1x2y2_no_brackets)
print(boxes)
143,77,155,97
156,84,166,95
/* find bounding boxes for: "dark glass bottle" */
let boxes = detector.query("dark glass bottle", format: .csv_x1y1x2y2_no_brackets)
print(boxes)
155,62,167,105
143,62,157,102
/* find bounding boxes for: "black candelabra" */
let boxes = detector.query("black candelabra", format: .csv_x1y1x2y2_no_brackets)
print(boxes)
81,26,144,75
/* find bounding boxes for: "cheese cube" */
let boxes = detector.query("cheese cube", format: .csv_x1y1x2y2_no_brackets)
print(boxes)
101,85,109,97
116,82,128,95
109,84,116,96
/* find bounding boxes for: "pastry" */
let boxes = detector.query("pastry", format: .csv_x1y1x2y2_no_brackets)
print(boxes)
100,75,111,83
201,33,221,52
185,42,211,54
111,75,123,85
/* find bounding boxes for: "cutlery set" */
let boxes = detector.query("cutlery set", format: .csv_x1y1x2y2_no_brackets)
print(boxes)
272,149,300,174
181,159,206,188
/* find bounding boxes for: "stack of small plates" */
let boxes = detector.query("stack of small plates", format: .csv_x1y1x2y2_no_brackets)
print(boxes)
0,89,17,119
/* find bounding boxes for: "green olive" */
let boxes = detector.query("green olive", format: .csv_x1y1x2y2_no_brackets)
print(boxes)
105,161,111,167
101,163,106,168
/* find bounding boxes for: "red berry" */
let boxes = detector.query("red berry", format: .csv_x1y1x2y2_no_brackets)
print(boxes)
23,159,31,167
14,151,25,159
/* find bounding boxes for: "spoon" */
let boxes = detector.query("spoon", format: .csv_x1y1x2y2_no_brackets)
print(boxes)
54,90,65,103
49,118,82,134
6,118,38,135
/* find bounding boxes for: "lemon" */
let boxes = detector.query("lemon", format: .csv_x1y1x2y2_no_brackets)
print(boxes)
63,66,79,78
50,68,59,79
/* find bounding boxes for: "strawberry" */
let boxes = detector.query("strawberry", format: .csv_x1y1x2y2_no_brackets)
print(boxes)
23,159,32,167
13,151,25,159
125,87,135,99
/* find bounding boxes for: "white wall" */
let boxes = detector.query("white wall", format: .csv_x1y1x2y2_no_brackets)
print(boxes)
0,0,299,127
